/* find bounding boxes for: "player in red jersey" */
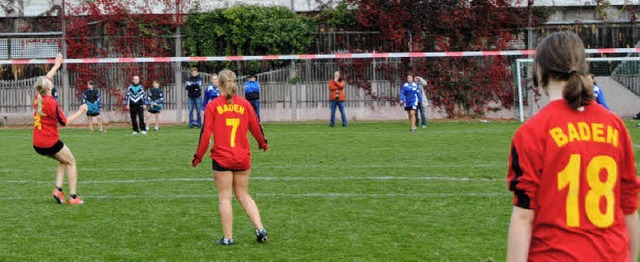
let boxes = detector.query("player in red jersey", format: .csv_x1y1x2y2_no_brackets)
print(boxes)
33,53,88,205
507,31,640,261
191,69,269,246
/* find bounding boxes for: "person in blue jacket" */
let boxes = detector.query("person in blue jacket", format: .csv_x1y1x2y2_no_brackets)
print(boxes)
400,74,420,133
202,73,220,112
146,80,164,131
185,67,203,128
244,74,261,121
82,80,104,132
588,74,610,110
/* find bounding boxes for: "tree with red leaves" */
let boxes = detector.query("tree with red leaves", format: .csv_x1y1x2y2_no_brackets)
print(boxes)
345,0,543,117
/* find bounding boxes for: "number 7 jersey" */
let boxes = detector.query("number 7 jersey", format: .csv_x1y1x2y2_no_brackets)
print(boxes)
508,100,640,261
195,95,267,171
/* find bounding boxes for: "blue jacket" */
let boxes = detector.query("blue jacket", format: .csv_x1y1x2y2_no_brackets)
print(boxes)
244,80,261,101
593,84,610,110
202,83,220,110
82,88,101,108
400,82,420,107
147,88,164,106
125,84,147,106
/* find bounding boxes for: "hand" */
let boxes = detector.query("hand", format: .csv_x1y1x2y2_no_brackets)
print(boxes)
400,100,404,105
79,104,88,112
55,53,63,64
191,155,202,167
259,143,269,151
143,105,147,110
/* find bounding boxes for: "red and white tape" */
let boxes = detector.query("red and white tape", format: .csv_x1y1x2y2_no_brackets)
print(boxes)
1,48,638,65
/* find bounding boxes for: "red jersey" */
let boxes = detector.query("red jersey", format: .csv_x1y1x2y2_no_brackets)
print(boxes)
32,95,67,148
508,100,640,261
195,95,267,170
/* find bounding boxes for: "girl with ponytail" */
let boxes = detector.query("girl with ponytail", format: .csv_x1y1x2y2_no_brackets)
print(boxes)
191,69,269,245
32,53,88,205
507,31,640,261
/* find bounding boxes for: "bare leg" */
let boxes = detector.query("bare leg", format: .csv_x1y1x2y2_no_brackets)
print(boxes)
97,115,103,131
155,114,160,129
55,164,65,188
408,110,416,130
54,145,78,195
87,116,94,132
214,170,234,239
233,170,264,230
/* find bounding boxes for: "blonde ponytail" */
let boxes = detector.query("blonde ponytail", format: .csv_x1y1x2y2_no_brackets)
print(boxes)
33,77,49,116
218,69,237,104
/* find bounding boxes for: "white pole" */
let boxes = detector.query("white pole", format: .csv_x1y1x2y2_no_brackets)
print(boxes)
516,59,524,122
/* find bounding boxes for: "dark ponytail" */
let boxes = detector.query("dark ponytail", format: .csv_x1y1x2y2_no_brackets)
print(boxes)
563,71,593,109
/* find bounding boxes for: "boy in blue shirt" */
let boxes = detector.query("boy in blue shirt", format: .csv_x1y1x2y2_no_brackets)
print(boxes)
202,73,220,111
82,80,104,132
400,74,420,133
244,74,261,121
146,80,164,131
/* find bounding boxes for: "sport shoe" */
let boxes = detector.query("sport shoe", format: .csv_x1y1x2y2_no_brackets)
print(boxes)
141,131,148,135
154,126,159,131
410,128,417,133
422,125,427,128
132,131,139,135
69,196,84,205
256,228,268,243
52,188,66,204
216,238,235,246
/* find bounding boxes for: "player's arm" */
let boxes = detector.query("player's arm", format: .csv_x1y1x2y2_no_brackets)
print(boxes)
328,81,338,92
46,53,63,80
618,126,640,260
247,104,268,151
399,85,406,104
507,206,534,262
192,107,215,166
625,213,639,260
65,104,88,125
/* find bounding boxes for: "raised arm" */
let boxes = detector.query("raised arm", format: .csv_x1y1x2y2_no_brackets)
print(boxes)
46,53,63,80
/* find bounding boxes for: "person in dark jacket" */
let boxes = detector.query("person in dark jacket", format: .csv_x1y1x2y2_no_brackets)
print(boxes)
124,75,147,135
186,67,203,128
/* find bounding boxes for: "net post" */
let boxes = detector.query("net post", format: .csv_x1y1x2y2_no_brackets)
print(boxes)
517,59,524,122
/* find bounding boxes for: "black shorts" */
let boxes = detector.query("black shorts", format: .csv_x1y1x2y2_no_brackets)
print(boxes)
212,159,244,172
404,106,417,111
148,109,161,114
86,112,100,117
33,140,64,156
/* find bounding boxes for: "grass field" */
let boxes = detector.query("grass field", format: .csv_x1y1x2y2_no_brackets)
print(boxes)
0,120,638,261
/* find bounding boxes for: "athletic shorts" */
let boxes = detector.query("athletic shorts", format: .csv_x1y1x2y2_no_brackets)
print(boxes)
212,159,245,172
404,106,417,111
148,104,163,114
86,112,100,117
33,140,64,156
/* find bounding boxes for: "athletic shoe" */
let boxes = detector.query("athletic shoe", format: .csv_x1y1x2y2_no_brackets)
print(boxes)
422,125,427,128
69,196,84,205
256,228,268,243
52,188,66,204
154,126,159,131
216,238,235,246
132,131,139,135
141,131,148,135
410,128,417,133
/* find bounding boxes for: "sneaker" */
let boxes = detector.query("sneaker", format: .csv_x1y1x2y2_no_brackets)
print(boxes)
216,238,235,246
52,188,66,204
132,131,139,135
154,126,159,131
410,128,417,133
69,196,84,205
256,228,268,243
146,126,149,131
422,125,427,128
141,131,148,135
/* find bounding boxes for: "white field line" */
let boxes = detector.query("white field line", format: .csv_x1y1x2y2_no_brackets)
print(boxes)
0,192,507,200
0,176,501,184
634,144,640,149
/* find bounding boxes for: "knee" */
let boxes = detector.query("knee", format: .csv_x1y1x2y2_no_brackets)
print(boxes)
234,192,252,202
218,193,234,202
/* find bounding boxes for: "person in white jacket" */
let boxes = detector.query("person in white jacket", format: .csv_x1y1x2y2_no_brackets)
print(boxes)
415,76,428,128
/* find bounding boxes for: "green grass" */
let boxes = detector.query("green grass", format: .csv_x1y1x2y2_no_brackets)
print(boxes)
0,120,638,261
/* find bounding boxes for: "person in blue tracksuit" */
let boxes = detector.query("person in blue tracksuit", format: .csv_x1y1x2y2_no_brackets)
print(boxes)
146,80,164,131
400,74,420,133
244,75,261,121
202,73,220,112
185,67,203,128
588,74,610,110
82,80,104,132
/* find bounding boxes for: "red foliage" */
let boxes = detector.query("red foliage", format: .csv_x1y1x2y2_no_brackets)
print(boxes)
345,0,540,117
62,0,190,107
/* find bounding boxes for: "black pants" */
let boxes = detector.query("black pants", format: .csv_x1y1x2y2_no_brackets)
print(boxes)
129,104,146,132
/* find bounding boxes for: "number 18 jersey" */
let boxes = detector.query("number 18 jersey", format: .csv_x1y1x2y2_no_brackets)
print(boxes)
508,100,640,261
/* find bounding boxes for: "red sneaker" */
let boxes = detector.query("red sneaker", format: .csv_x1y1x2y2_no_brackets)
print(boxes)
52,188,66,204
69,196,84,205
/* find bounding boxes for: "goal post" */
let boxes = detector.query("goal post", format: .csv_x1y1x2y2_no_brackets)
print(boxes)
515,56,640,122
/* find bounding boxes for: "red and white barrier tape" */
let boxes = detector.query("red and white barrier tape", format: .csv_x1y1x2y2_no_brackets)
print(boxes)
1,48,638,65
